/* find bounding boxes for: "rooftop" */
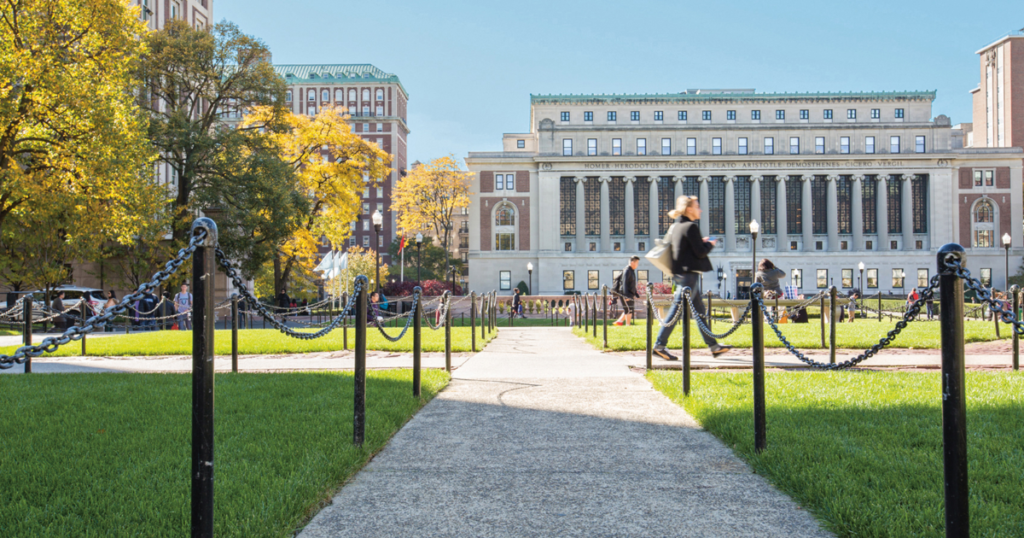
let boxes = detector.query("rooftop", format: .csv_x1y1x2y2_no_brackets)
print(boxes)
975,28,1024,53
273,64,408,96
530,90,936,104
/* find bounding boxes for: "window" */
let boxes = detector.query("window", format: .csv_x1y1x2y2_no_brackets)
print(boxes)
349,89,356,100
786,178,802,235
847,109,857,119
308,91,316,102
506,174,515,190
707,177,726,234
362,202,370,215
865,136,875,154
563,270,575,290
789,137,800,154
589,242,596,251
911,175,928,233
496,233,515,251
637,270,649,287
974,170,994,187
734,175,751,233
612,138,622,156
915,136,925,153
887,177,902,235
760,177,776,234
973,199,995,248
563,139,573,156
500,271,512,290
895,108,905,119
764,137,774,155
727,110,736,121
631,111,640,121
815,137,825,154
588,139,597,156
307,106,317,116
890,136,900,153
654,111,663,121
791,269,803,288
638,241,646,251
658,177,677,234
702,110,711,121
584,111,593,122
842,269,853,288
607,111,617,121
376,186,384,198
376,89,384,100
800,109,809,120
560,177,576,236
892,269,905,289
751,110,761,121
837,176,852,234
564,242,572,252
517,139,525,149
841,241,848,250
378,235,384,248
613,242,621,251
362,220,370,231
812,177,828,234
866,269,878,288
824,109,833,120
321,89,329,101
285,90,292,102
588,270,599,290
560,112,569,122
776,110,785,120
636,138,646,155
585,180,600,235
817,269,828,288
608,178,625,235
840,136,850,154
687,138,696,155
866,240,873,250
495,173,504,191
918,269,929,288
678,111,687,121
980,268,992,287
712,138,722,155
349,236,356,248
738,137,748,155
634,179,649,236
871,109,880,119
362,89,370,101
661,138,671,155
362,235,370,247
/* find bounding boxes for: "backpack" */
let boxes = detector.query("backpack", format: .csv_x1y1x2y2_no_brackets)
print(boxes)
612,267,629,294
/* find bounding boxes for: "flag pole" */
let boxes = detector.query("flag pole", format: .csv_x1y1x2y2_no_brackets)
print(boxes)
400,233,405,283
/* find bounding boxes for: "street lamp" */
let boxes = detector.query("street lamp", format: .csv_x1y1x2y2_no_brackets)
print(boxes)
415,232,423,286
527,262,534,296
750,220,759,299
1003,233,1012,291
372,210,383,291
858,261,865,293
716,265,724,295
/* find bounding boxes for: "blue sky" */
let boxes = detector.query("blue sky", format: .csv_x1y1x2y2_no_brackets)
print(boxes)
217,0,1023,164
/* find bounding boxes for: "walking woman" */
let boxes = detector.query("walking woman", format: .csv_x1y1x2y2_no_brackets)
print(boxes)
653,195,734,360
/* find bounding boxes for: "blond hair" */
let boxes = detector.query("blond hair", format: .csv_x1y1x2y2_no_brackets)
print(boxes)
668,195,698,219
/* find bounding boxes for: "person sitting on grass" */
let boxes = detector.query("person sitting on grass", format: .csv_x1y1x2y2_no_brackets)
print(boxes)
368,292,384,325
613,256,641,326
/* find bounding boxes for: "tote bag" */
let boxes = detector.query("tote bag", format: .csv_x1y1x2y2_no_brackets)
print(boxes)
645,224,677,275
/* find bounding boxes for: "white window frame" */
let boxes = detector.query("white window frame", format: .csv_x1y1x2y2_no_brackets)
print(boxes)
563,139,573,156
712,138,722,155
612,138,622,156
789,137,800,154
764,137,774,155
661,138,671,155
915,135,925,153
890,136,900,154
865,136,875,154
738,137,748,155
840,136,850,154
636,138,646,156
815,137,825,154
686,138,696,155
588,138,597,156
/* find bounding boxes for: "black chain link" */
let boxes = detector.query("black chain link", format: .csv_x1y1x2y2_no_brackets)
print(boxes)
423,292,451,331
374,288,421,341
644,286,685,327
947,259,1024,336
685,288,752,340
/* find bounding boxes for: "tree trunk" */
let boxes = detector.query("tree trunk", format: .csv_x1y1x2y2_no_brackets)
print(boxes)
273,254,283,296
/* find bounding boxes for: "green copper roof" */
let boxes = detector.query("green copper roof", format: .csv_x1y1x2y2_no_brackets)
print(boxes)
274,64,407,96
531,90,936,103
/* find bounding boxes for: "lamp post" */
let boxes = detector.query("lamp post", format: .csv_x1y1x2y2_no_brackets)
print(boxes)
527,262,534,296
415,233,423,286
372,210,383,292
1003,233,1012,291
750,220,759,299
716,265,724,295
858,261,864,292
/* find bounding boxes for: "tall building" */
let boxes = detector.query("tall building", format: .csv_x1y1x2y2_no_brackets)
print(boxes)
276,64,410,270
131,0,213,31
967,30,1024,149
465,90,1023,296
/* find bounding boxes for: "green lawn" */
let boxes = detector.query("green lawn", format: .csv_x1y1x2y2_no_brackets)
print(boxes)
0,327,496,357
0,370,448,537
574,318,1009,350
648,370,1023,538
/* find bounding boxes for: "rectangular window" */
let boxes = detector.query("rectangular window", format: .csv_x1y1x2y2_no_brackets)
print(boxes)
738,137,748,155
702,110,711,121
659,177,678,234
915,135,925,153
980,268,992,287
376,186,383,198
817,269,828,288
588,270,599,290
800,109,809,120
815,136,825,154
378,235,384,248
285,90,292,102
892,269,905,289
560,178,576,235
890,136,900,153
634,178,649,235
608,178,625,235
588,138,597,156
560,111,569,122
506,174,515,190
837,177,852,234
786,177,802,235
517,139,525,148
562,139,573,156
363,220,370,231
865,269,878,288
631,111,640,121
734,175,751,234
751,110,761,121
789,137,800,154
862,176,877,234
764,137,774,155
791,269,803,288
727,110,736,120
842,269,853,288
500,270,512,290
584,111,593,122
888,177,902,234
776,110,785,120
840,136,850,154
564,242,572,252
678,110,687,121
607,111,617,121
865,136,875,154
871,108,880,119
812,177,828,234
687,138,696,155
918,269,929,288
661,138,671,155
636,138,646,156
760,176,776,234
912,175,928,233
708,177,726,234
712,138,722,155
585,180,600,235
824,109,833,120
895,108,905,119
654,111,663,121
563,270,575,290
612,138,622,156
637,270,649,287
847,109,857,119
496,233,515,251
495,173,504,191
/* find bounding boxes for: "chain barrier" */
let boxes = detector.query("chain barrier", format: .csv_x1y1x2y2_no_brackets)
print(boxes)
423,292,451,331
374,289,421,342
684,288,753,340
123,297,167,316
260,296,335,313
947,259,1024,336
644,286,686,327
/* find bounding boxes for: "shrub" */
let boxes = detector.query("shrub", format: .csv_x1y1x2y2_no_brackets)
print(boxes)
385,279,463,297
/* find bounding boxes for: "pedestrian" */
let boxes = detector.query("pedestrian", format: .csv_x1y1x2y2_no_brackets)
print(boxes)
51,291,66,333
652,195,734,360
613,256,641,326
512,288,524,319
926,292,935,320
907,287,920,320
847,288,860,322
141,290,158,330
103,290,118,311
754,259,786,299
277,288,290,321
368,291,384,324
174,284,193,331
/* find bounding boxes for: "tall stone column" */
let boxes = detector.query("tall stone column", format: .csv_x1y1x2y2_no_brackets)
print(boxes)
649,177,659,239
599,176,610,252
575,177,586,252
725,176,736,251
750,176,761,239
776,174,788,251
673,175,682,202
876,175,888,251
851,175,864,252
698,176,710,238
624,177,635,251
827,175,840,252
801,175,813,251
901,174,914,250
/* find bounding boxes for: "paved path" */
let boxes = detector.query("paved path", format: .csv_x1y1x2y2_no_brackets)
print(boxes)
300,328,831,538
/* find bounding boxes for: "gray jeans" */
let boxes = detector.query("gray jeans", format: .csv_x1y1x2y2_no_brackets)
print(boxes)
177,312,192,330
655,273,718,349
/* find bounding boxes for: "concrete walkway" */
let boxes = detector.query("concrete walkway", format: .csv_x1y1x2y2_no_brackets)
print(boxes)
300,328,831,538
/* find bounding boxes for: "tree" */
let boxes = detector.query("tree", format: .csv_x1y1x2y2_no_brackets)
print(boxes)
0,0,156,243
241,106,390,295
329,246,389,295
391,156,472,274
387,234,463,283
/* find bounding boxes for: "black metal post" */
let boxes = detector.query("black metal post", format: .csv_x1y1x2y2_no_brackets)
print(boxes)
583,295,589,331
1013,285,1020,371
682,291,691,395
878,291,882,322
819,294,826,348
354,278,367,446
592,294,597,339
444,293,452,373
646,298,653,370
509,299,513,327
751,284,766,453
937,244,969,537
707,292,713,327
470,291,477,352
80,301,87,356
231,295,238,373
190,218,217,538
413,288,421,397
829,286,837,364
23,295,32,373
602,286,608,349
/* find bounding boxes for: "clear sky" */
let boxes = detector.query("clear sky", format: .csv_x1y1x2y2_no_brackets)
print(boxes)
217,0,1023,165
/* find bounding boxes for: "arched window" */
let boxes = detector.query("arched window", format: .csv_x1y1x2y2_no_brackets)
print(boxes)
348,89,356,101
321,89,329,101
494,203,516,251
362,89,370,100
376,89,384,100
334,89,343,101
973,199,995,248
495,205,515,226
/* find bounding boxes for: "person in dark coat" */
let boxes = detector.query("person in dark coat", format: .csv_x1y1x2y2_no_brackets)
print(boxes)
277,289,291,322
755,259,786,298
51,291,66,333
613,256,641,326
652,196,733,360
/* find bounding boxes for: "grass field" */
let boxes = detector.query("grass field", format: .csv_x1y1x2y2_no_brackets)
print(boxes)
574,318,1009,350
0,370,448,537
0,326,496,357
648,370,1024,538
